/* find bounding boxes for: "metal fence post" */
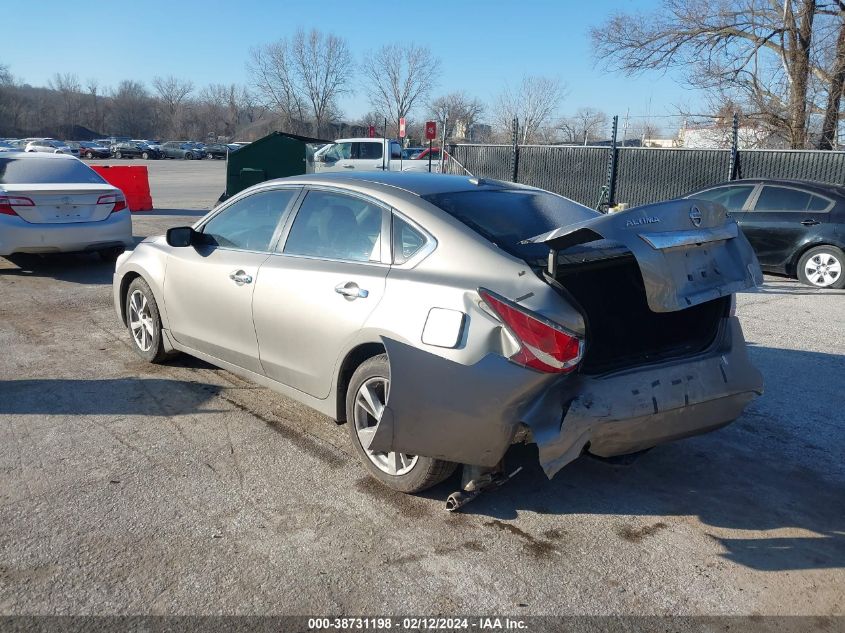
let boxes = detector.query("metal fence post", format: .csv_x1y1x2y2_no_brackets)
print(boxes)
728,112,739,180
601,115,619,212
511,117,520,183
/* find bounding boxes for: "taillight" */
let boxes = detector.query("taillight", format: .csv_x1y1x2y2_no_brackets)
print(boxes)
97,193,127,213
0,195,35,216
479,288,584,373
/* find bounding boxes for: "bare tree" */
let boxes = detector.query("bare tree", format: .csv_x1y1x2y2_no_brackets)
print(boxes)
558,107,608,144
248,40,306,133
48,73,82,135
290,29,352,138
591,0,845,149
494,75,565,144
152,75,194,137
361,43,441,134
111,80,153,137
429,92,485,140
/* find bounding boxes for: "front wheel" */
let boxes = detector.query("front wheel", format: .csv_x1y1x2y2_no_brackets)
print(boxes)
206,152,214,160
141,151,149,160
114,151,122,159
125,277,171,363
185,153,194,160
85,151,94,159
346,354,456,493
797,245,845,289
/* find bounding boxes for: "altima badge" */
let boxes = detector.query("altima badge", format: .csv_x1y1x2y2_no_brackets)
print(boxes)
690,206,702,227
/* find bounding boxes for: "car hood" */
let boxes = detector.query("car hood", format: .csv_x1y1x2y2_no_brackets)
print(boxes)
523,198,763,313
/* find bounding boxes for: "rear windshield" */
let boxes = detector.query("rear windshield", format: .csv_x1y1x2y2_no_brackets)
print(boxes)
0,157,106,185
422,188,598,261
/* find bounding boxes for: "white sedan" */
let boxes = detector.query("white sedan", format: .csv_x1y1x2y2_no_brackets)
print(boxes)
0,153,133,260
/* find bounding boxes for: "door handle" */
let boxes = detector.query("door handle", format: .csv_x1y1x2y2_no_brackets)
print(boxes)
335,281,369,300
229,270,253,285
343,164,355,169
800,219,820,226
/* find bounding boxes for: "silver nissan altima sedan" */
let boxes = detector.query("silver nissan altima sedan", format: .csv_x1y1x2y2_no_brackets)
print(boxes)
113,172,763,505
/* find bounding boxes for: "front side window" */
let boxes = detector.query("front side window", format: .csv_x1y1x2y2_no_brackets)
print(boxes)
693,185,755,212
323,142,352,162
753,186,828,212
283,190,384,262
202,188,297,252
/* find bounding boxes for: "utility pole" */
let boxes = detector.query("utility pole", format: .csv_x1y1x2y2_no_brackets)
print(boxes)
621,108,630,146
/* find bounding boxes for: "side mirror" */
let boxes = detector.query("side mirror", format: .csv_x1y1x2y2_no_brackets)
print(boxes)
166,226,197,247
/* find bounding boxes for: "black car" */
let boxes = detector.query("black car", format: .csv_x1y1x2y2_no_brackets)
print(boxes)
202,143,230,159
112,142,162,160
687,179,845,288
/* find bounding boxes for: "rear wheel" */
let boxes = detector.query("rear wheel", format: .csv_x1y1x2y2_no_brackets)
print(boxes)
206,152,214,160
85,151,94,159
115,151,122,159
797,245,845,289
345,354,456,493
141,151,149,160
125,277,170,363
185,152,194,160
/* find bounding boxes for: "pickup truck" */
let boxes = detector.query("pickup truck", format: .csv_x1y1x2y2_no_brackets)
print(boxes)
312,137,439,173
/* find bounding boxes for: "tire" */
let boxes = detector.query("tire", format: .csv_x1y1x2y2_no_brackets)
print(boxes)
797,245,845,289
185,152,194,160
98,246,124,262
141,151,149,160
125,277,170,363
115,151,122,159
85,151,94,159
206,152,213,160
345,354,456,493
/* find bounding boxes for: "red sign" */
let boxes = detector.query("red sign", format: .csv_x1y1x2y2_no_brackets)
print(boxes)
399,117,406,138
368,125,376,138
425,121,437,140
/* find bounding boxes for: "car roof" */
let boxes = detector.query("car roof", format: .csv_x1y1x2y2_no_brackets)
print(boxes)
0,151,78,161
695,178,845,198
273,171,527,197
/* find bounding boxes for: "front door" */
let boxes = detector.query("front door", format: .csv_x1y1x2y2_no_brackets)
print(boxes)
741,185,834,268
252,188,390,398
163,187,300,372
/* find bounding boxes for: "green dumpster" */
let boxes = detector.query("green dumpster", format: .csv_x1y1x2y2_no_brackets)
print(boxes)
222,131,329,201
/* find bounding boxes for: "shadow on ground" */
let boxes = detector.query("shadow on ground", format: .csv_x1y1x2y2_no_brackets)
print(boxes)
0,250,137,285
0,377,225,416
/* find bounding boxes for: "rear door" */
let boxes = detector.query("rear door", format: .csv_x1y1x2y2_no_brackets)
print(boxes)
252,188,390,397
741,185,834,268
163,187,299,372
524,198,762,313
350,141,385,171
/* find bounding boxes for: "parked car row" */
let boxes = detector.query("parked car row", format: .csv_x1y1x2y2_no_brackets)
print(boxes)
0,137,246,160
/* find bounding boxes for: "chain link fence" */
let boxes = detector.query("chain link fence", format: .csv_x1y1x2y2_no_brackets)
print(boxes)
445,141,845,209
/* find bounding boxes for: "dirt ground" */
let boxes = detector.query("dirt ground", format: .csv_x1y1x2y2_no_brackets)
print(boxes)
0,161,843,616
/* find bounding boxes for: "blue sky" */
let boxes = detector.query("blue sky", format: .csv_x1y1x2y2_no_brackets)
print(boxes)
3,0,694,131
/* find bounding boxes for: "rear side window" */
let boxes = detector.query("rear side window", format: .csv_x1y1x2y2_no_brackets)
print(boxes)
422,188,598,260
355,142,383,160
393,216,426,264
0,157,106,184
202,188,296,252
693,185,755,212
283,190,384,262
754,186,829,212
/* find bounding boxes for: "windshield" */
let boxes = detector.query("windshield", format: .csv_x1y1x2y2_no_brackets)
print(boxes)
422,188,599,261
0,157,107,185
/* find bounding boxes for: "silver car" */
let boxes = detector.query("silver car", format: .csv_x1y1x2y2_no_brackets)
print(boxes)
1,153,132,260
113,173,764,505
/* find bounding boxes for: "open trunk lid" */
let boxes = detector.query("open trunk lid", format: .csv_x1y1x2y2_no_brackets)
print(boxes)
522,199,762,313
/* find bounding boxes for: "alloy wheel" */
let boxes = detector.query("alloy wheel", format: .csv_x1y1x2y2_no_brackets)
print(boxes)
128,290,155,352
804,252,842,288
353,376,418,476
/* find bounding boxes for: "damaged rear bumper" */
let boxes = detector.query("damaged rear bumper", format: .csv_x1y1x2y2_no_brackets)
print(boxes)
373,317,762,478
532,317,763,478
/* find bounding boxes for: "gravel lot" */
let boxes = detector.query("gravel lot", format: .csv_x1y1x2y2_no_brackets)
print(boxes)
0,160,843,616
